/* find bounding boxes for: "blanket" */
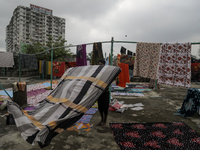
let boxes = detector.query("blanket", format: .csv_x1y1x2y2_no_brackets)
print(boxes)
6,65,121,148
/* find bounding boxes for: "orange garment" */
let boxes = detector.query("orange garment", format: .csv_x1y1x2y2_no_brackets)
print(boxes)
116,54,130,87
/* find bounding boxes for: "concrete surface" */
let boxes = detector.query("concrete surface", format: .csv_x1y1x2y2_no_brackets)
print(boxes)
0,77,200,150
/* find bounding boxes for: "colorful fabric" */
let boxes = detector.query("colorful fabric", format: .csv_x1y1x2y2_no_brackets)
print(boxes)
110,122,200,150
85,108,98,115
91,42,104,65
0,95,9,101
120,54,132,65
111,92,144,96
67,123,93,132
6,65,121,148
0,52,14,67
157,43,191,87
53,62,65,77
134,42,161,79
76,44,87,66
176,88,200,117
0,90,13,97
77,115,92,124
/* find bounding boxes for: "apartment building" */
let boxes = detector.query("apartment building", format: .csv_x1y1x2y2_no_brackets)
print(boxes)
6,4,65,53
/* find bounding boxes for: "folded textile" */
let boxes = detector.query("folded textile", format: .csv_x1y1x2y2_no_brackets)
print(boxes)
157,42,191,87
6,65,121,148
12,82,19,93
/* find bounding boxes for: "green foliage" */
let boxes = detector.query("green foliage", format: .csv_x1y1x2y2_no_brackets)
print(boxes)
22,36,73,61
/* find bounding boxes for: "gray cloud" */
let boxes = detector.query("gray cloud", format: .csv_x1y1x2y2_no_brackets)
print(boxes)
0,0,200,57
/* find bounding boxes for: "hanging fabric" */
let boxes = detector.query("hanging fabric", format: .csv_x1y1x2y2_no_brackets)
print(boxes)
127,50,133,56
117,54,130,87
53,62,65,77
133,42,161,79
157,42,191,87
20,54,38,70
120,46,126,54
76,44,87,66
91,42,104,65
6,65,121,148
0,52,14,67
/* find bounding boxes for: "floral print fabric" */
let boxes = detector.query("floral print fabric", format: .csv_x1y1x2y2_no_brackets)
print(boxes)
157,43,191,87
133,42,161,79
110,122,200,150
177,88,200,117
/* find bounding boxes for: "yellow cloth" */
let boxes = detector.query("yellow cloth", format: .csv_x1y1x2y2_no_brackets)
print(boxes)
67,123,93,132
39,60,42,74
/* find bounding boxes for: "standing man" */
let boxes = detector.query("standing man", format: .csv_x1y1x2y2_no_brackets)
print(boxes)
97,59,110,128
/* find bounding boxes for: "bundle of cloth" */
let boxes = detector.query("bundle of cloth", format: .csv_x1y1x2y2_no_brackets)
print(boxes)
6,65,121,148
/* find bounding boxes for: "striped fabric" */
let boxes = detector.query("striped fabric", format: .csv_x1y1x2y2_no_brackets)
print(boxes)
7,65,121,148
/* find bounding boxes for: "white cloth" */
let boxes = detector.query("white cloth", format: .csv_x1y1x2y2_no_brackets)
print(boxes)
0,52,14,67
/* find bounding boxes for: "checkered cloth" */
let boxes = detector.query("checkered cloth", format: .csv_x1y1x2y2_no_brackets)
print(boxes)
7,65,121,148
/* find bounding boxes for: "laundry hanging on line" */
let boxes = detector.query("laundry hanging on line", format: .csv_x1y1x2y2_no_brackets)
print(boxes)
0,52,14,67
20,54,38,70
133,42,161,79
91,42,104,65
76,44,87,66
157,42,191,87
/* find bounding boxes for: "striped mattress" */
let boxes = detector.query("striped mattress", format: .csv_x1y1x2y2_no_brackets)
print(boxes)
7,65,121,148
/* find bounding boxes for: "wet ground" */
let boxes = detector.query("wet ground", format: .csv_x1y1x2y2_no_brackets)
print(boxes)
0,77,200,150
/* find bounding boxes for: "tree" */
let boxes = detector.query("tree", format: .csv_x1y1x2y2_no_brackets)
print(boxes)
23,36,73,61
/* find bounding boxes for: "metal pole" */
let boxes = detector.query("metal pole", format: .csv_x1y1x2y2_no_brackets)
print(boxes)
0,83,12,100
155,79,157,91
109,37,114,103
19,54,21,82
50,47,53,90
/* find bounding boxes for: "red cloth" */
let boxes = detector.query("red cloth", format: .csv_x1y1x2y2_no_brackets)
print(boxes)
116,54,130,87
53,62,65,77
117,63,130,87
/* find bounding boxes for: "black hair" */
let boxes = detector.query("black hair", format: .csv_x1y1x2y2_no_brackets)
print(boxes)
98,59,105,65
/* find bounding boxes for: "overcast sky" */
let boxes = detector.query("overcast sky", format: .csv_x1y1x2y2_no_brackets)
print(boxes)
1,0,200,58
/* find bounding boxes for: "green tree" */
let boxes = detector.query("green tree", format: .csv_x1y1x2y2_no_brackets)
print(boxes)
23,36,73,61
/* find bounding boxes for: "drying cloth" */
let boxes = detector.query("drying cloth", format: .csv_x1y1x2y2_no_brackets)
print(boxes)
76,44,87,66
85,108,98,115
0,52,14,67
12,82,19,93
110,122,200,150
53,62,65,77
176,88,200,117
20,54,37,70
18,82,26,91
67,123,93,132
134,42,161,79
91,42,104,65
127,50,133,56
6,65,121,148
117,62,130,87
120,46,126,54
157,43,191,87
77,115,92,124
0,90,13,97
46,61,51,75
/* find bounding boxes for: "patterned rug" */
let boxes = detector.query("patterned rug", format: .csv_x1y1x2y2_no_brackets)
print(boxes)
110,122,200,150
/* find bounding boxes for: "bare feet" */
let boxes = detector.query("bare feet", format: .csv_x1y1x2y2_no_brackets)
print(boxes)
97,121,103,126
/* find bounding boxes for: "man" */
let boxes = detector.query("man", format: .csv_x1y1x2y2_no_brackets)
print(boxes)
97,59,110,128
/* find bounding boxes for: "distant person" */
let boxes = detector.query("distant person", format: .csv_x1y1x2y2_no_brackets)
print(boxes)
97,59,110,128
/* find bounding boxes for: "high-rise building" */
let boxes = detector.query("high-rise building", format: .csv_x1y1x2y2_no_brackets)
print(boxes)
6,4,65,53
